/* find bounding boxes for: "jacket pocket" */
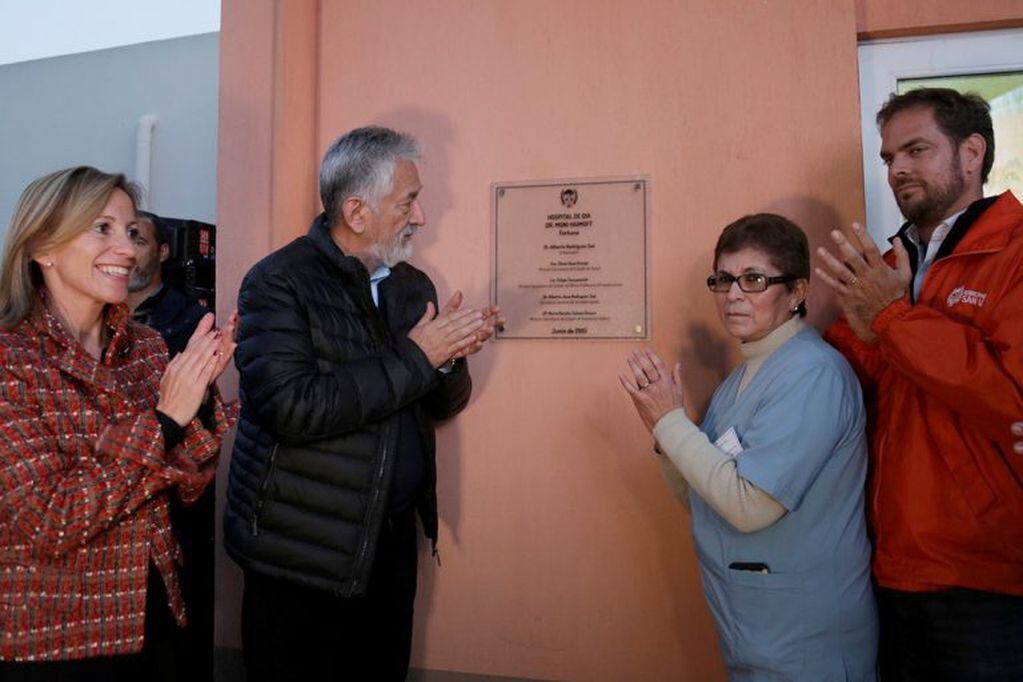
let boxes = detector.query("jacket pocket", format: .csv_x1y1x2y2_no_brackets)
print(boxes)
938,438,998,517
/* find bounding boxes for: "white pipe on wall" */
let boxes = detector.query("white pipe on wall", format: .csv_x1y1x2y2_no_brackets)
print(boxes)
135,114,158,209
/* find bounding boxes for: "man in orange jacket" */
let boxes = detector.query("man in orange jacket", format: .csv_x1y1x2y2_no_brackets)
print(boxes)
817,88,1023,680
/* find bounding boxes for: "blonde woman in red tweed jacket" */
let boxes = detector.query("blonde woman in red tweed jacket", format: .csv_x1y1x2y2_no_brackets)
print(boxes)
0,167,238,681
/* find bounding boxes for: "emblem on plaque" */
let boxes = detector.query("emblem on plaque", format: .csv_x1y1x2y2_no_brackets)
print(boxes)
560,188,578,208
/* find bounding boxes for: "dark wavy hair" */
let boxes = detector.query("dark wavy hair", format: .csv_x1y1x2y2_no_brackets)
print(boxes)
713,213,810,317
876,87,995,183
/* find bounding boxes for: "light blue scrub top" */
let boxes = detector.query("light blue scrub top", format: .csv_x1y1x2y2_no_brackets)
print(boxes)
692,327,877,681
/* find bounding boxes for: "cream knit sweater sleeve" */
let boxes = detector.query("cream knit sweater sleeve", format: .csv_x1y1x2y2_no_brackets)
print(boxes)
652,408,785,533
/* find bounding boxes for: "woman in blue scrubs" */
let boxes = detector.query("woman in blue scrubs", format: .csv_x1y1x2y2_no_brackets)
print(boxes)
620,214,877,680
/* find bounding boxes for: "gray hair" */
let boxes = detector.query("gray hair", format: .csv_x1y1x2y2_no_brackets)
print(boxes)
319,126,420,225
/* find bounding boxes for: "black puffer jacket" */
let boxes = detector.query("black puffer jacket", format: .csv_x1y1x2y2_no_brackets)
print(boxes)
223,214,471,596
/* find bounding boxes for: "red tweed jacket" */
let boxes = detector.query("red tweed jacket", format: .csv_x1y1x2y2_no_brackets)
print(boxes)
0,301,236,661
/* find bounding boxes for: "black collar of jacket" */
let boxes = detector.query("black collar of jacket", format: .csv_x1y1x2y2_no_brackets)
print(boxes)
889,195,1000,274
307,212,391,338
307,212,371,280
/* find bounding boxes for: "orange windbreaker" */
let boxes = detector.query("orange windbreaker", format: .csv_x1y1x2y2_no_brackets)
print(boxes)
827,191,1023,596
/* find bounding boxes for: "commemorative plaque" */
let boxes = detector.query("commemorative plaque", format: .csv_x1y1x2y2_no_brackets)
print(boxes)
492,177,648,339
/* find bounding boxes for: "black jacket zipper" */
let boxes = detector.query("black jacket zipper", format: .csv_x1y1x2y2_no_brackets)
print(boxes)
250,442,280,536
347,422,392,595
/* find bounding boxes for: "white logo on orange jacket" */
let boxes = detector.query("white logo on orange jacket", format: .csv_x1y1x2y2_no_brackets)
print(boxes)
946,286,988,308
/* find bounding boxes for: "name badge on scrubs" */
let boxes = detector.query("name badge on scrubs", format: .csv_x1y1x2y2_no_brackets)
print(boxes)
714,427,743,458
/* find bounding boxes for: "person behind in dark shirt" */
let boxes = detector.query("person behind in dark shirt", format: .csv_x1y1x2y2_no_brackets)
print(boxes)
127,210,218,682
127,212,210,355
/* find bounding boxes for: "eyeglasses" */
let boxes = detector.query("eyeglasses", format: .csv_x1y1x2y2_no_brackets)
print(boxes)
706,272,798,293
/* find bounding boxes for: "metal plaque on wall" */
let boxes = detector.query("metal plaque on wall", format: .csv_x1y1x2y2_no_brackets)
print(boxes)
492,177,648,339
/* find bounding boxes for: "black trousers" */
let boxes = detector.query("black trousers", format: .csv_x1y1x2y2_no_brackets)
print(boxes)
878,586,1023,681
241,507,419,682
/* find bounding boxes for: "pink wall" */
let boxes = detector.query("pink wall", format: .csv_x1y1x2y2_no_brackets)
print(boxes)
312,3,863,680
856,0,1023,38
216,0,1014,679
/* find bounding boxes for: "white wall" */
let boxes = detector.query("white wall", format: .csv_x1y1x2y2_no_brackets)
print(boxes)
0,33,220,231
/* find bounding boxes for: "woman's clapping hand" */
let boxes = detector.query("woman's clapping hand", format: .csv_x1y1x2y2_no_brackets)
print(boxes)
618,348,686,434
156,311,237,427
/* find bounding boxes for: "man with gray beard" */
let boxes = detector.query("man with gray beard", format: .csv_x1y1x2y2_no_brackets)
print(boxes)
225,126,502,681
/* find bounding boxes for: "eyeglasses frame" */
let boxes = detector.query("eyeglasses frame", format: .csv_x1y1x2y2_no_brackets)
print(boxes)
706,272,799,294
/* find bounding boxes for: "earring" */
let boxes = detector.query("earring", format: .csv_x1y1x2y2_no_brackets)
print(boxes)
44,261,53,267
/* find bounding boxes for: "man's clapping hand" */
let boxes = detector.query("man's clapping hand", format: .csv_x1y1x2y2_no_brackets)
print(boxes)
408,292,487,368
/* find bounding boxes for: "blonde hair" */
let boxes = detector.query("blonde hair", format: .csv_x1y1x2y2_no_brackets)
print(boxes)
0,166,139,329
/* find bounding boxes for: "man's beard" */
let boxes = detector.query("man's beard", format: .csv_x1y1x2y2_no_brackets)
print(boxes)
128,260,159,293
894,153,966,227
370,224,416,267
